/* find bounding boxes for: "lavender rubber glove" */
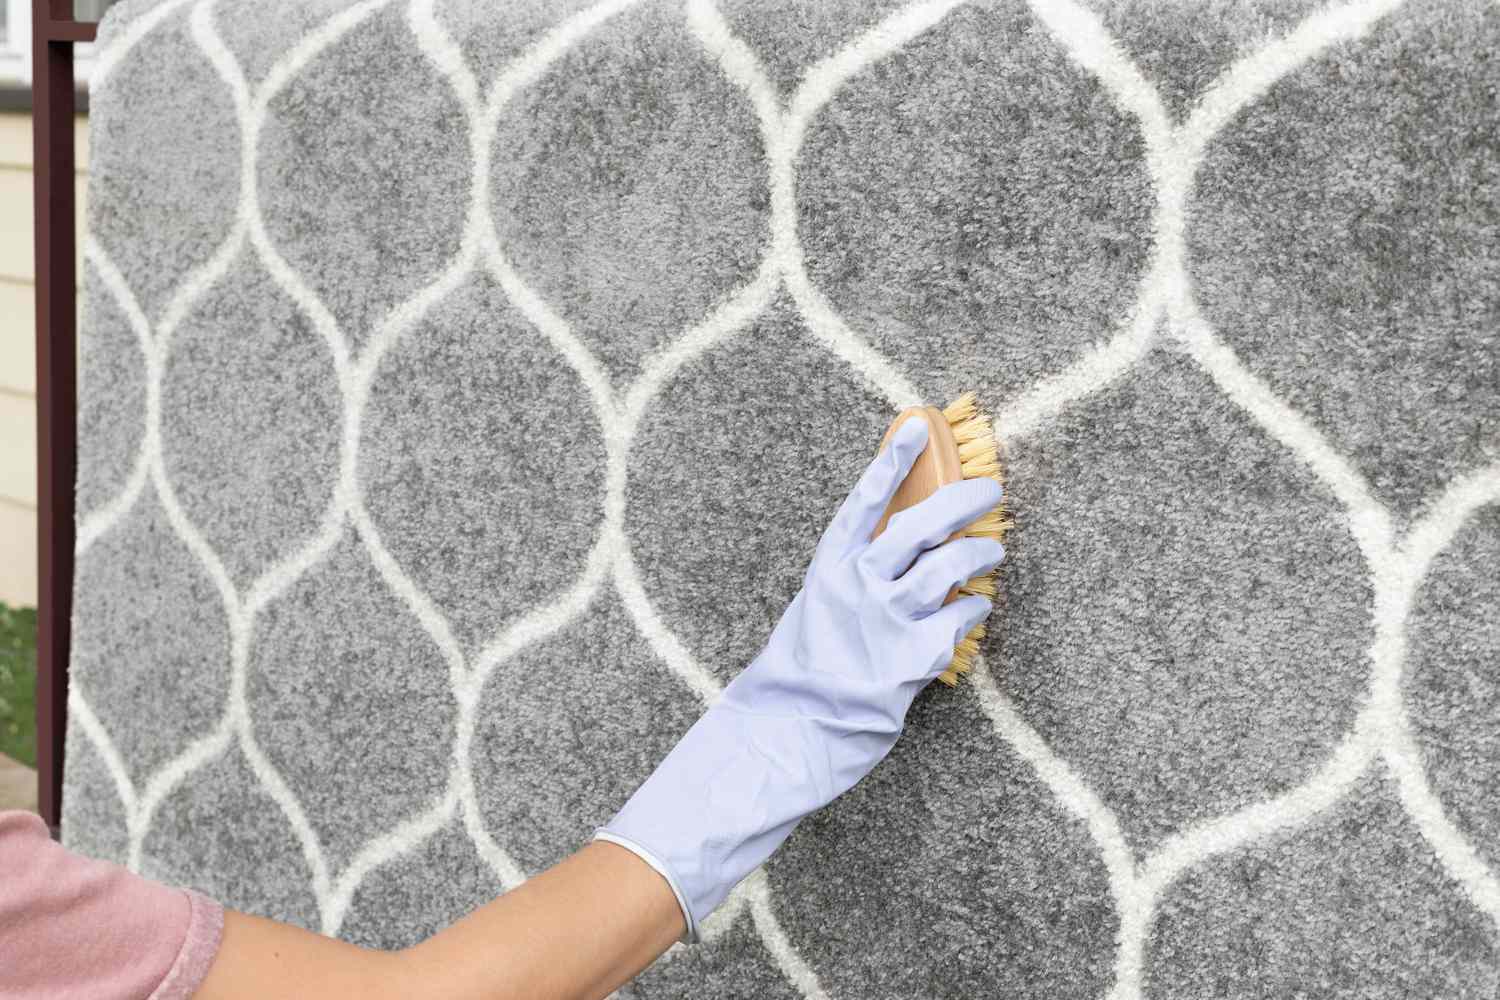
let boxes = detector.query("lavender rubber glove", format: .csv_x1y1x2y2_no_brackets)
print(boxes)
596,418,1005,941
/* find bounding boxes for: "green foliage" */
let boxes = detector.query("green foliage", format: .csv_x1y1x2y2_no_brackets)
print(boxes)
0,603,37,768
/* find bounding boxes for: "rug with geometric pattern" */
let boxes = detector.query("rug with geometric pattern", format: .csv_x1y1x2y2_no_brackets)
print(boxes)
64,0,1499,996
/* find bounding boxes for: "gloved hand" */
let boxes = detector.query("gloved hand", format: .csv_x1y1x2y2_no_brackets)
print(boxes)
596,418,1005,940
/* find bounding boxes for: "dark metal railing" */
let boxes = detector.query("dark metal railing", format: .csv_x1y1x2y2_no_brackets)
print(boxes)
32,0,96,838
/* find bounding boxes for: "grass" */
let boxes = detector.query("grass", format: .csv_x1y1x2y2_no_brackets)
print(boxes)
0,604,37,769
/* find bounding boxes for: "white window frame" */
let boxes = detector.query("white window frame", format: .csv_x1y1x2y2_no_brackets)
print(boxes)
0,0,29,85
0,0,104,91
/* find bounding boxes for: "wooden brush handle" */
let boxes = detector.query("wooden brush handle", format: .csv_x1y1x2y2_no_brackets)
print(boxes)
871,405,963,541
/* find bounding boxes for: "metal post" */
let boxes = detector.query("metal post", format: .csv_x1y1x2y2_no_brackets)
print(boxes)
32,0,96,838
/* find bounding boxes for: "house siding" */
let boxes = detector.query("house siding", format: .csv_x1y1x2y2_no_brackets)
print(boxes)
0,111,88,607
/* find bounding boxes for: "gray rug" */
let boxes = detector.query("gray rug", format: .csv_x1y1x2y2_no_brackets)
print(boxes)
64,0,1500,996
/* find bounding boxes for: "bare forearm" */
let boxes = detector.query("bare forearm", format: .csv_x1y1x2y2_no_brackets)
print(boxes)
193,841,683,1000
394,841,683,999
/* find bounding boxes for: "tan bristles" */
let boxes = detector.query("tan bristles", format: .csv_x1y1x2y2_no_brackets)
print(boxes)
958,575,997,598
964,510,1009,537
949,414,992,445
937,391,1008,687
941,392,978,424
943,620,988,686
960,458,1001,480
957,437,993,464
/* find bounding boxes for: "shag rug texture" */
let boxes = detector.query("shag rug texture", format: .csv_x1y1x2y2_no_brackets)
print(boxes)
64,0,1500,996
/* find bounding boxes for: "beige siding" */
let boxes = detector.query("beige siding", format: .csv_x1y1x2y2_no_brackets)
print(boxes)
0,111,89,607
0,168,89,282
0,500,37,608
0,392,34,507
0,115,90,168
0,281,32,395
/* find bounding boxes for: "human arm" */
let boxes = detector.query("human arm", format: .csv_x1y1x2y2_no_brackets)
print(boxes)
194,415,1001,997
195,839,680,1000
5,416,999,1000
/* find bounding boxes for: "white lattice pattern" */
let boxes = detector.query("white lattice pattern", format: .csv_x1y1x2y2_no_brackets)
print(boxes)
70,0,1500,996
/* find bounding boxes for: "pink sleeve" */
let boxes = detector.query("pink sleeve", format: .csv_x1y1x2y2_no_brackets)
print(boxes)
0,810,224,1000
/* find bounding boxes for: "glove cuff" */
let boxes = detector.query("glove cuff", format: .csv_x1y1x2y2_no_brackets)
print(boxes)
599,703,824,936
593,828,699,944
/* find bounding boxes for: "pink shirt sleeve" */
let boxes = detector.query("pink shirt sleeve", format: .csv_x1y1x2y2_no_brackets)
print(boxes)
0,810,224,1000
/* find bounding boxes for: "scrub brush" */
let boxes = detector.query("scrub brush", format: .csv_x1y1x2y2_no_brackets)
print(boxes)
872,393,1009,685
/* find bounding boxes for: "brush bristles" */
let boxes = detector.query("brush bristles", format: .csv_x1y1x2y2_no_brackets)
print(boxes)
964,510,1009,538
957,437,993,464
942,622,987,686
942,392,979,425
950,413,992,444
958,575,997,598
938,391,1008,687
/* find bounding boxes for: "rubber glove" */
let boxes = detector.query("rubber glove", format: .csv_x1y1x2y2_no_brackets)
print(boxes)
596,417,1005,941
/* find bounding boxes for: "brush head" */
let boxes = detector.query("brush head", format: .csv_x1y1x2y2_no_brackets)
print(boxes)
872,392,1008,685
